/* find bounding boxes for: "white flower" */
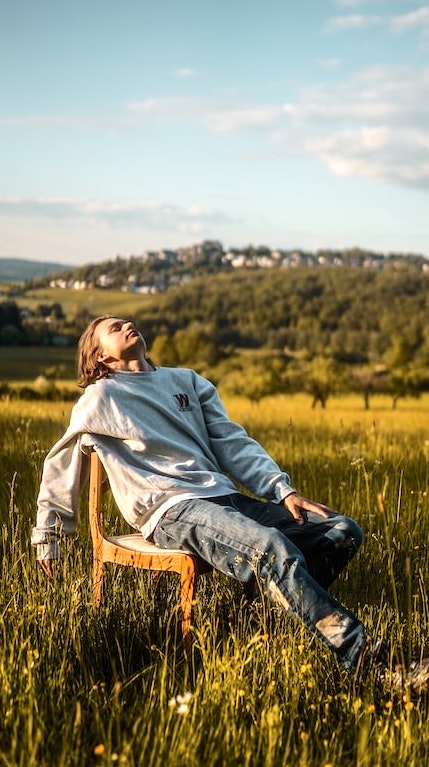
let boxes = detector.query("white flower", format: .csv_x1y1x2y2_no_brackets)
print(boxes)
168,691,193,715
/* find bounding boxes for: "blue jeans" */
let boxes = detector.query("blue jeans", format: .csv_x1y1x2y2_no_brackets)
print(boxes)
153,493,366,671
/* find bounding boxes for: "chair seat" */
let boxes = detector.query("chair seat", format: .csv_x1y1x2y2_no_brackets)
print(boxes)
107,533,192,556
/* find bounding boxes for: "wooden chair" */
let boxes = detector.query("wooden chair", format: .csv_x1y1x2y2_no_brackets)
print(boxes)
88,450,211,658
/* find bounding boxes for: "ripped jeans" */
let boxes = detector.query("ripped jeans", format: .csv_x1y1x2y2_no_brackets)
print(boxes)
152,493,366,671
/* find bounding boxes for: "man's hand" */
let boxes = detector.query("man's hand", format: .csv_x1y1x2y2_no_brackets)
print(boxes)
282,493,332,525
38,559,54,578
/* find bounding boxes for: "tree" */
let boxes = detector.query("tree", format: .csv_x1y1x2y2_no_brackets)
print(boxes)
221,363,283,403
149,335,179,366
302,356,343,409
384,368,423,410
348,365,387,410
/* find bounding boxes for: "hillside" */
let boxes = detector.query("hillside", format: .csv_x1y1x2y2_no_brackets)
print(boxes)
0,257,70,283
24,241,429,295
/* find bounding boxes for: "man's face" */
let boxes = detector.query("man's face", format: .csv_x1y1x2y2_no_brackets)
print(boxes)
96,317,147,364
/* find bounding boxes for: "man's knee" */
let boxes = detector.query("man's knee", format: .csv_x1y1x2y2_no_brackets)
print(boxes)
327,515,364,553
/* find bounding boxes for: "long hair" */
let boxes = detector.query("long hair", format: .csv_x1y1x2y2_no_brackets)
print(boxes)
77,315,113,388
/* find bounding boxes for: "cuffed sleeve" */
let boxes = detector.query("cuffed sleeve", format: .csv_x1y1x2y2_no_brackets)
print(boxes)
35,541,62,561
31,430,90,555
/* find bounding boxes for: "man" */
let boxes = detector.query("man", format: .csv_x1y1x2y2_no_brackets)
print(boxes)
32,316,428,687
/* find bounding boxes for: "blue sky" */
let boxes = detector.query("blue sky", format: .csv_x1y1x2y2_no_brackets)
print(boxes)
1,0,429,265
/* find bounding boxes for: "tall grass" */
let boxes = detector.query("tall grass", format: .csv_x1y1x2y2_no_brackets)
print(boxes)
1,394,429,766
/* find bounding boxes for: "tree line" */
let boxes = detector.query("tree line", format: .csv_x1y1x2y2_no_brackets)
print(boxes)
1,263,429,408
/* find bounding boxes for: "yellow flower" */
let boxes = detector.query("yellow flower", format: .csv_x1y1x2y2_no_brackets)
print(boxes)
385,701,393,710
93,744,105,756
367,704,376,714
404,701,414,712
300,732,309,742
298,644,305,654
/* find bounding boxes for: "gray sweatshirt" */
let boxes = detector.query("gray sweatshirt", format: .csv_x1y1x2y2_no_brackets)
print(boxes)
31,367,295,560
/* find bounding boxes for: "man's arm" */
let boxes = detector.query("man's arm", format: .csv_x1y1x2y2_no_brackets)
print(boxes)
195,373,295,500
32,432,89,570
195,373,334,519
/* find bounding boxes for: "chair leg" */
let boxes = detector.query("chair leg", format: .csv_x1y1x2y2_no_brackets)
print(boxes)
180,560,198,661
93,557,104,607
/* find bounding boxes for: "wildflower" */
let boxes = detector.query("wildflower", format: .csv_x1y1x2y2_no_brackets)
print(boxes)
93,744,105,756
237,688,246,698
177,703,190,715
298,644,305,654
300,663,312,674
300,732,309,742
385,701,393,710
168,691,193,715
404,701,414,712
177,692,193,705
394,719,401,728
367,704,376,714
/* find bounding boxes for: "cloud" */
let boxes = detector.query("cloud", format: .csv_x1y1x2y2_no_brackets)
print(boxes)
306,127,429,186
326,5,429,39
2,64,429,194
279,66,429,188
319,57,342,70
390,6,429,35
0,197,236,233
173,68,196,77
125,97,284,132
325,14,382,31
334,0,389,6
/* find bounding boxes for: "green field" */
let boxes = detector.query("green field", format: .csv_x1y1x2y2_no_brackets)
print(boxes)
14,287,153,319
1,394,429,766
1,346,78,382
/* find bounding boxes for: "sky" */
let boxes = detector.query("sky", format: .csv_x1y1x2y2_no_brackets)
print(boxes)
1,0,429,266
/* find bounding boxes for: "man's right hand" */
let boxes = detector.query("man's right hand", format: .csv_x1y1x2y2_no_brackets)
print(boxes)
38,559,53,578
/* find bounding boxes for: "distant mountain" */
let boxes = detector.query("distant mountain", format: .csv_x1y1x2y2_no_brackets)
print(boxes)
0,257,71,283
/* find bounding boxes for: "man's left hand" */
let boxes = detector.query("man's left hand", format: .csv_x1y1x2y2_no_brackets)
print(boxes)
282,493,332,525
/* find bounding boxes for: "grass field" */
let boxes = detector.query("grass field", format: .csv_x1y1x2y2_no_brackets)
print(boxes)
14,287,152,320
1,393,429,766
1,346,78,382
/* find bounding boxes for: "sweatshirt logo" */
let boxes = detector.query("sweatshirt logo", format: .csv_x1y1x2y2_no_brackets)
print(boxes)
173,392,193,411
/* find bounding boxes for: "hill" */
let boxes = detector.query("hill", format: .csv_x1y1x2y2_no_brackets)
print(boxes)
0,257,71,283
